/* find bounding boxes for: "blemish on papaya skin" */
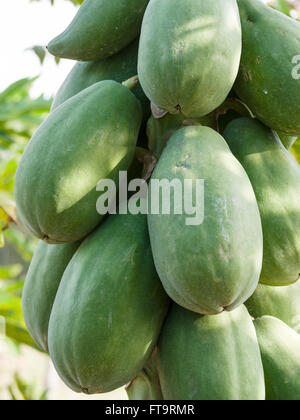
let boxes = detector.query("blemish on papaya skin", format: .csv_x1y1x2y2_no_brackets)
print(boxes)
175,154,191,171
241,64,253,82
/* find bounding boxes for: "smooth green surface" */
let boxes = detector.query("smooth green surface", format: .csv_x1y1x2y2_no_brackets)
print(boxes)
158,305,265,400
126,349,163,400
48,212,169,394
15,80,142,244
48,0,149,61
224,118,300,286
138,0,241,118
51,39,150,122
254,316,300,400
148,126,263,315
235,0,300,135
22,241,80,352
246,281,300,332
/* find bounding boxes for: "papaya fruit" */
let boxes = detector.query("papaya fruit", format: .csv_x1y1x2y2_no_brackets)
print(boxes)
254,316,300,400
51,39,150,123
48,212,169,394
158,305,265,400
224,118,300,286
246,281,300,333
148,126,263,315
138,0,242,118
15,81,142,244
126,348,163,400
47,0,149,62
22,241,80,352
235,0,300,135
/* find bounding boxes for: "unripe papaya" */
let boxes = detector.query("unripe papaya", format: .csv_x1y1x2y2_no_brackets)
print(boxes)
22,240,80,352
235,0,300,135
158,305,265,400
254,316,300,400
51,39,150,123
48,0,149,62
246,281,300,333
126,348,163,400
15,81,142,244
224,118,300,286
48,212,169,394
148,126,263,315
138,0,242,118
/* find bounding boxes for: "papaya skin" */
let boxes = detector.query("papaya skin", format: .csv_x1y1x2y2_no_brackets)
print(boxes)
47,0,149,62
51,39,150,124
254,316,300,401
15,81,142,244
148,126,263,315
48,212,169,395
224,118,300,286
235,0,300,135
126,348,164,400
138,0,242,118
246,281,300,333
158,305,265,400
22,241,80,352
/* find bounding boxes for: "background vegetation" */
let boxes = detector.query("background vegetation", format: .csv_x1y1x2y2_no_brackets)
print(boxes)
0,0,299,399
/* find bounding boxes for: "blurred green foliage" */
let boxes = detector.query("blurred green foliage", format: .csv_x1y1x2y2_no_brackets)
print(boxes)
0,77,51,350
0,0,299,401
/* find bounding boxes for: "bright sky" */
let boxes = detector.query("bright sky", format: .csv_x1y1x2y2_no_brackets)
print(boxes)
0,0,79,98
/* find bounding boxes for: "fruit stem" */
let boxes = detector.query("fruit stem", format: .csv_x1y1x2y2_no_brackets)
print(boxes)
122,75,139,91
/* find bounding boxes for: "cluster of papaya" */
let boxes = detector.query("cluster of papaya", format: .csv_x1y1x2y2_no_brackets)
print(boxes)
18,0,300,400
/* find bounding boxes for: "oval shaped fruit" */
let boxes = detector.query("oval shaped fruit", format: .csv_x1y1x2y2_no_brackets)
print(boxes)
51,39,150,122
148,126,263,315
15,81,142,244
138,0,242,118
246,282,300,333
48,0,149,62
126,349,163,401
224,118,300,286
22,240,80,352
158,305,265,400
235,0,300,135
48,212,169,394
254,316,300,400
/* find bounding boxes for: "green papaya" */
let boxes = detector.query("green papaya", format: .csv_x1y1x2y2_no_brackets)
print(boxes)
235,0,300,135
254,316,300,400
148,126,263,315
224,118,300,286
15,81,142,244
51,39,150,123
126,348,163,400
48,212,169,394
138,0,242,118
48,0,149,62
158,305,265,400
246,282,300,333
22,241,80,352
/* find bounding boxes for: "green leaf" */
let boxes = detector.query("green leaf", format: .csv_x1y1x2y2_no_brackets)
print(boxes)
3,318,41,351
28,46,46,65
